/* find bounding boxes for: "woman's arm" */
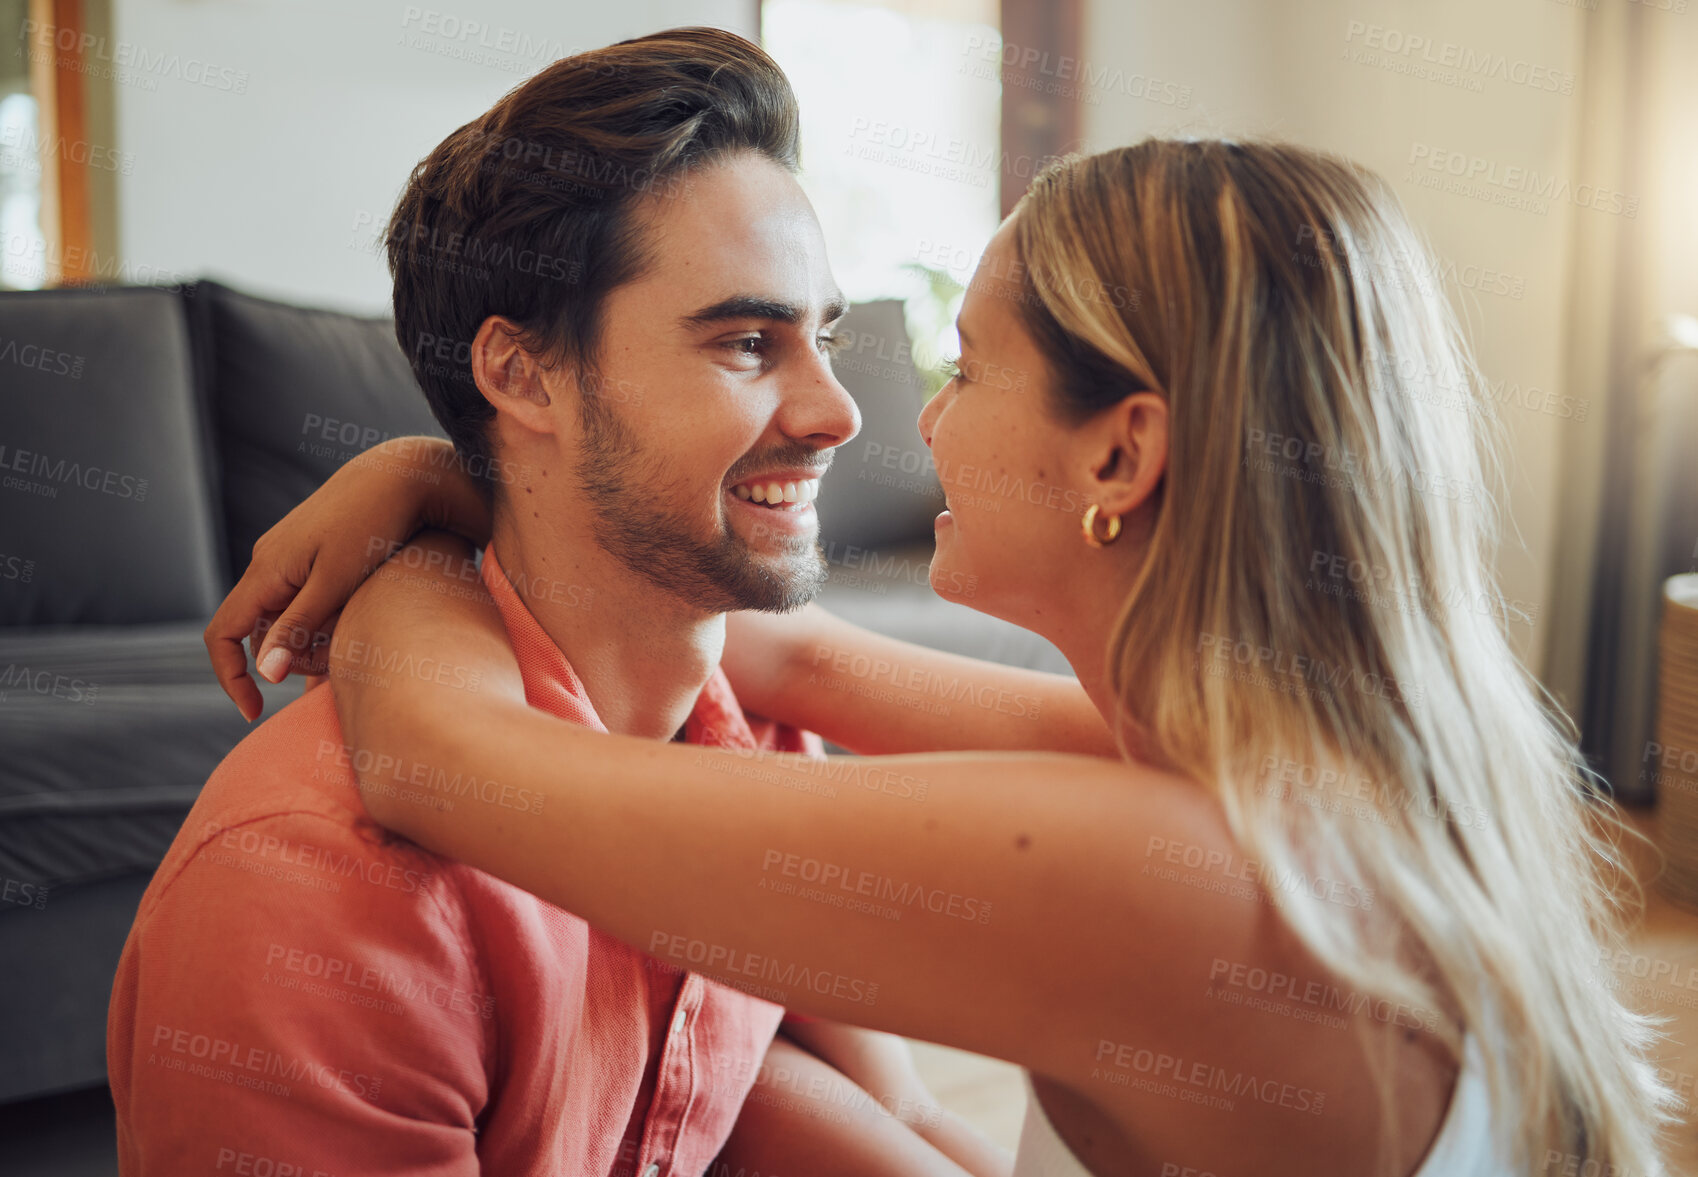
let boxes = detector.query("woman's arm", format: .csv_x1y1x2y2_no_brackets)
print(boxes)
332,533,1230,1078
723,605,1120,758
778,1020,1013,1176
205,436,491,721
717,1036,991,1177
201,432,1113,767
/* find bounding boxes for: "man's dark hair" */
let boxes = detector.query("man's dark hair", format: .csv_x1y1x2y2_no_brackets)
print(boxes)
386,27,801,490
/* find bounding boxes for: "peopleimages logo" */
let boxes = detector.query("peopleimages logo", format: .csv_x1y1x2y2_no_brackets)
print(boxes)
0,233,191,291
0,123,135,176
844,118,1068,188
1143,834,1376,912
1092,1039,1326,1115
1343,21,1576,95
1,877,49,911
760,849,993,925
20,20,249,93
1406,143,1638,218
0,334,84,379
263,942,495,1019
397,6,606,75
647,931,880,1007
148,1023,382,1100
810,645,1044,721
960,33,1193,109
1195,631,1425,710
0,444,147,501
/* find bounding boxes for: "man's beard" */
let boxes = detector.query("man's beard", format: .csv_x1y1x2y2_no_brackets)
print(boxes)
572,389,828,613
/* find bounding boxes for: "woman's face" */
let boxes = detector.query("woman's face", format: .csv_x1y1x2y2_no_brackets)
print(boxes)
916,220,1096,636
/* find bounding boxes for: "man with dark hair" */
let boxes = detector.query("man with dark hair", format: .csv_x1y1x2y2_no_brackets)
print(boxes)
108,26,1004,1177
381,25,833,624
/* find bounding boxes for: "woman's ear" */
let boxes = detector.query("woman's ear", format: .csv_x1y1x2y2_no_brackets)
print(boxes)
470,316,557,436
1087,391,1168,517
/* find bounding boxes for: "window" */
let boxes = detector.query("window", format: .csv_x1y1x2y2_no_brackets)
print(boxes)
1,0,116,290
762,0,1001,391
0,0,46,288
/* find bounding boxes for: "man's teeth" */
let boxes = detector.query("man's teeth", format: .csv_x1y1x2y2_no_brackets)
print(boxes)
730,478,821,506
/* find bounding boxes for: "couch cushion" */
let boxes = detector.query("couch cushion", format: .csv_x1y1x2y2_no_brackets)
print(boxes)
817,300,946,552
193,281,447,581
0,872,152,1102
0,286,226,625
0,623,303,890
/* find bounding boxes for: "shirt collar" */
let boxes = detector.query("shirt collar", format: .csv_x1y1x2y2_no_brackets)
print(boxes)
479,545,758,750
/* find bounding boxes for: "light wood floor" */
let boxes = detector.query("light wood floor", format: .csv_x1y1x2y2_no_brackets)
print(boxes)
909,804,1698,1172
1623,807,1698,1174
908,1038,1028,1154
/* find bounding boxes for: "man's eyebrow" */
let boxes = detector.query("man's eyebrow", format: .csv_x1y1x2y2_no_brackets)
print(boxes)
680,292,850,329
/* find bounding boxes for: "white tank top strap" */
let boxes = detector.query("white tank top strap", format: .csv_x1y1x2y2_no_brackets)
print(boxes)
1410,1032,1517,1177
1011,1034,1515,1177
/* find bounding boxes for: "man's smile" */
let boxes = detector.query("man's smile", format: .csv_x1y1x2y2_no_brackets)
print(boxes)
728,474,822,508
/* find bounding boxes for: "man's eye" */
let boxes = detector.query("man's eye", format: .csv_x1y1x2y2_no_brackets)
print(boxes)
818,333,850,357
724,336,766,358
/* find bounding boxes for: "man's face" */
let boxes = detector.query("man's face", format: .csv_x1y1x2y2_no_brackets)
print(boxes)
545,152,859,613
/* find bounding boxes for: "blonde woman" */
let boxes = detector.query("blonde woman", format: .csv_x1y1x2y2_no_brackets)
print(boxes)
214,140,1673,1175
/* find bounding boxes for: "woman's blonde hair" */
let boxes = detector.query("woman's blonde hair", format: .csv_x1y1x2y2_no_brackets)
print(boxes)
1012,139,1673,1174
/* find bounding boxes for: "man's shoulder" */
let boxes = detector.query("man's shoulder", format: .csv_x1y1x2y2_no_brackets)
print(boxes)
190,682,365,835
145,684,436,918
109,694,501,1148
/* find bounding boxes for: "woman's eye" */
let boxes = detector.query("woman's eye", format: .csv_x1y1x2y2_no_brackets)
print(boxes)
942,355,965,382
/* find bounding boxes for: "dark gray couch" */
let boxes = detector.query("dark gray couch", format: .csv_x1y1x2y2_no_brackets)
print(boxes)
0,282,1064,1105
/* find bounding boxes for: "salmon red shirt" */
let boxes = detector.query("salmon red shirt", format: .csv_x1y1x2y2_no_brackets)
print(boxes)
108,546,821,1175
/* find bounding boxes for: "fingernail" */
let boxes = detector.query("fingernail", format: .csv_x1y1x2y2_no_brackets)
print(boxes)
258,647,291,684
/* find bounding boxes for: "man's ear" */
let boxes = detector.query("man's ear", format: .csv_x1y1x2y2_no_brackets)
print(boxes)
1085,391,1168,517
469,316,558,436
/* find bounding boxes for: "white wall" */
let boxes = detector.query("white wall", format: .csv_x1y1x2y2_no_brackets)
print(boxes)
110,0,753,314
1078,0,1597,673
103,0,1694,685
1641,7,1698,335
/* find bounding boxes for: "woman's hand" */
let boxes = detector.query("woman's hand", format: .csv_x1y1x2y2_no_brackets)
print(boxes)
204,436,493,722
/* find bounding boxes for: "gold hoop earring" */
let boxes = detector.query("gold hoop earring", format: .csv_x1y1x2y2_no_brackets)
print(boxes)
1082,503,1122,548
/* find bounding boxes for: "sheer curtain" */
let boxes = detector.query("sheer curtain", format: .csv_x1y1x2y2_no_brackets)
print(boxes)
1544,0,1698,802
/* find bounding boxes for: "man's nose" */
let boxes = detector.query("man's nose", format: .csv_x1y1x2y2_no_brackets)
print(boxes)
780,353,860,448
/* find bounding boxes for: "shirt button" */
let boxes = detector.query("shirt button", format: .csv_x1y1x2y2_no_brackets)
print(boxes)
671,1009,688,1035
643,1166,661,1177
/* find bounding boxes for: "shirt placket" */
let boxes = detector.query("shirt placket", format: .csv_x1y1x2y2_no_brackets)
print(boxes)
633,972,705,1176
